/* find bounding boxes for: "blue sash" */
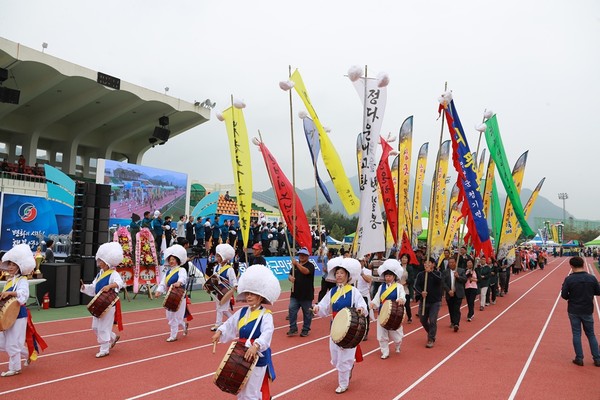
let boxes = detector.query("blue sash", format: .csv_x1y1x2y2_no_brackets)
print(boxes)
239,306,275,380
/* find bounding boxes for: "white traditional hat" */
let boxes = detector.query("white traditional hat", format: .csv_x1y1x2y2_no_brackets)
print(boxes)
95,242,124,268
236,264,281,304
378,259,404,281
325,256,344,282
216,243,235,262
163,244,188,266
1,243,36,275
328,257,361,284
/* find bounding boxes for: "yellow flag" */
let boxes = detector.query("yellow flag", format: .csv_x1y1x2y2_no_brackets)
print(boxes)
411,142,429,246
397,116,413,241
290,70,359,215
221,106,252,248
514,178,545,239
428,140,450,260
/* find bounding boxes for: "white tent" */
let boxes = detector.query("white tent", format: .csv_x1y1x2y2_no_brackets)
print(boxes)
524,234,559,247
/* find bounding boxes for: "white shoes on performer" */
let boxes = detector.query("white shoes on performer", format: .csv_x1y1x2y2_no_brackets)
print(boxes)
335,386,348,394
183,323,189,336
381,354,389,359
95,351,109,358
395,343,401,353
1,370,21,377
166,337,178,342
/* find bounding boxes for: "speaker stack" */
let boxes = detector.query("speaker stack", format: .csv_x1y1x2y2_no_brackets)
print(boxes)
71,182,111,256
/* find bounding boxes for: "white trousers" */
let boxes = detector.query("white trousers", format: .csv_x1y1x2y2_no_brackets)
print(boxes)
329,338,355,388
215,299,232,326
480,287,489,307
92,306,116,353
238,365,267,400
376,324,404,357
167,296,186,338
0,318,27,372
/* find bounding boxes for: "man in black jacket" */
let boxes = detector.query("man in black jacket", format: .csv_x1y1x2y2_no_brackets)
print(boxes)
442,257,467,332
414,257,443,348
560,256,600,367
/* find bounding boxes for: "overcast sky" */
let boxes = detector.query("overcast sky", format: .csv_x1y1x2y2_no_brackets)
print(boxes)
2,0,599,219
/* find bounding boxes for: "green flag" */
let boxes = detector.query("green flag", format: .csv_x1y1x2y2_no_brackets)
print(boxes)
484,115,534,237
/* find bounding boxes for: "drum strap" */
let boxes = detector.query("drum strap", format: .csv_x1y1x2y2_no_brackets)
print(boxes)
240,307,266,347
166,267,181,286
380,283,398,303
330,284,352,305
2,276,23,292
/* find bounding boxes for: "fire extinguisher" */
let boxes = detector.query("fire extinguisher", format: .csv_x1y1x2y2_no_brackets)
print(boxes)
43,293,50,309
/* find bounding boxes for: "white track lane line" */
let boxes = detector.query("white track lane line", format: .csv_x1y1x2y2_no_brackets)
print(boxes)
508,290,562,400
121,270,540,399
390,259,567,399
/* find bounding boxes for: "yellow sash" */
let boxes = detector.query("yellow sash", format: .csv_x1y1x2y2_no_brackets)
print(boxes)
380,283,398,303
219,264,231,275
238,307,272,330
331,284,352,305
166,267,181,285
97,269,113,282
2,276,24,292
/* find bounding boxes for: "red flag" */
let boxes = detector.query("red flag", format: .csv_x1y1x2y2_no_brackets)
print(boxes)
400,230,418,265
258,142,312,252
376,137,398,244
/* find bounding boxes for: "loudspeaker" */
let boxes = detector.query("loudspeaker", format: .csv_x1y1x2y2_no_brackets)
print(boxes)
0,87,20,104
82,257,97,282
152,126,170,142
67,263,82,306
40,263,69,308
159,116,169,126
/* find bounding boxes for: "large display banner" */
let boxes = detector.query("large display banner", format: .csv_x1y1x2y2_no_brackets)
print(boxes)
0,193,72,251
96,159,188,227
191,256,324,281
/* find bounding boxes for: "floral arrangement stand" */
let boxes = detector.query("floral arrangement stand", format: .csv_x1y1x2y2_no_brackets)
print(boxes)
134,228,160,300
114,227,135,301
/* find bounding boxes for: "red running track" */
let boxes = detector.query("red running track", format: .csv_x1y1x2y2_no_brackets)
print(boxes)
1,257,599,399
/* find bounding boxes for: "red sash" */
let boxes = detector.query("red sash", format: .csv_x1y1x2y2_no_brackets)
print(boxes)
184,296,194,322
114,299,124,331
25,309,48,362
331,311,363,363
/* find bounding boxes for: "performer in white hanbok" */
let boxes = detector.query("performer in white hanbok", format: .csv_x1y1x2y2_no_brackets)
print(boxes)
155,244,193,342
370,259,406,359
212,264,281,400
0,244,47,377
210,244,238,331
80,242,124,358
313,257,367,394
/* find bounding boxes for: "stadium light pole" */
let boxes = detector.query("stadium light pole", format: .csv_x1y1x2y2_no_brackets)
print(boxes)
558,193,568,223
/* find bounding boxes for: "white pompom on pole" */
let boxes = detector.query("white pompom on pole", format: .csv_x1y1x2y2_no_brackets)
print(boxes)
484,109,494,119
347,65,363,82
298,110,308,119
377,72,390,88
233,98,246,109
438,90,453,107
215,112,225,122
386,132,396,143
475,123,487,132
251,137,261,146
389,150,400,157
279,80,295,91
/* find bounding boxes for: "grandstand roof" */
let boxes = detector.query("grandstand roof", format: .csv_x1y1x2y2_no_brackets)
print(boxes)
0,37,209,177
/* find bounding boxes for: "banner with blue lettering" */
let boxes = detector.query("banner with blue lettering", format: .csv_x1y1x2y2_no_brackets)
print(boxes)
191,256,324,281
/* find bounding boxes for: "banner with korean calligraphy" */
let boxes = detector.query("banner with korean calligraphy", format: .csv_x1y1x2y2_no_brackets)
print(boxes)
411,142,429,246
221,106,252,249
257,141,312,252
496,151,528,261
428,140,450,261
485,115,534,237
352,76,387,258
514,177,545,239
441,99,493,257
290,69,359,215
397,116,413,240
377,136,398,244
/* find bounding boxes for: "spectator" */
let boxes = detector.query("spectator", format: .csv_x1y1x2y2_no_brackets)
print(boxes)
44,239,55,263
17,155,25,174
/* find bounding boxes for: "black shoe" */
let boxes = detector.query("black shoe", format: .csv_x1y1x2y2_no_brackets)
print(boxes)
300,331,309,337
286,329,298,336
285,315,290,320
453,325,459,332
594,359,600,367
572,358,584,366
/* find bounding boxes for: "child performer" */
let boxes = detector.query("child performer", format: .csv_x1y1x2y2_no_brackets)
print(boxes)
370,259,406,359
313,257,367,394
0,244,47,377
80,242,124,358
154,244,193,342
212,264,281,400
210,243,237,331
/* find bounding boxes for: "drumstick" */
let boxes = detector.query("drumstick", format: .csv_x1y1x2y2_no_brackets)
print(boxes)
212,341,217,354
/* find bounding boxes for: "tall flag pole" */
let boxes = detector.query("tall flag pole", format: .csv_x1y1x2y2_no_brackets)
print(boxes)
411,142,429,247
397,116,414,246
377,135,399,245
348,65,389,258
282,69,360,215
288,66,298,252
252,135,312,253
484,114,534,237
438,91,493,257
216,97,252,263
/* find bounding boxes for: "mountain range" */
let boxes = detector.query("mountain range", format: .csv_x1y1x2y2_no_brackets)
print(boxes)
254,175,569,231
